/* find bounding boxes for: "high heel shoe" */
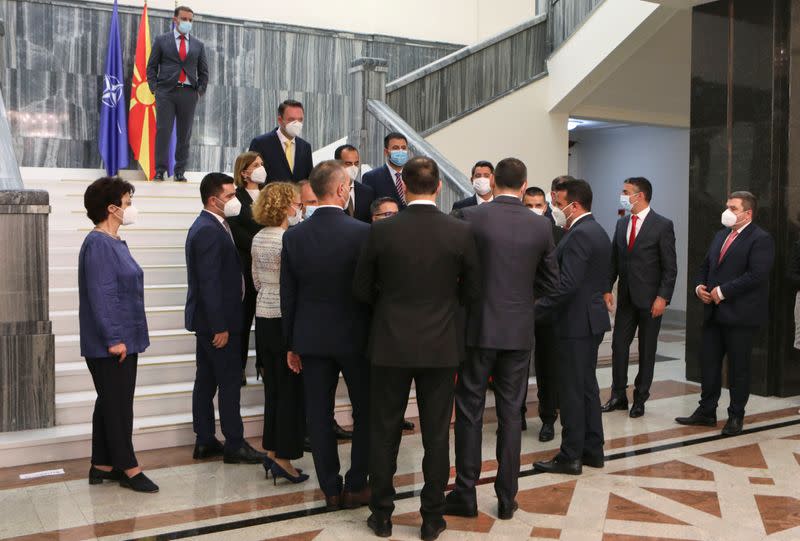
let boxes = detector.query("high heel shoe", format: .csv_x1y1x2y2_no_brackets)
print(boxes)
270,462,309,485
263,456,303,479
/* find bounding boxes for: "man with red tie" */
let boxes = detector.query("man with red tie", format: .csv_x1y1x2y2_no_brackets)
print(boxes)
676,191,774,435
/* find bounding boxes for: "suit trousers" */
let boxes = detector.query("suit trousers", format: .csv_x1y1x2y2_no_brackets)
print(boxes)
192,335,244,450
454,348,530,506
302,355,370,497
256,317,305,459
698,321,757,418
240,276,257,370
534,321,559,424
154,86,199,174
557,335,605,462
369,366,456,521
86,354,139,470
610,296,663,402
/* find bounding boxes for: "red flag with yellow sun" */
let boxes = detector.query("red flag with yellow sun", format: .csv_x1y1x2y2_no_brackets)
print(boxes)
128,2,157,180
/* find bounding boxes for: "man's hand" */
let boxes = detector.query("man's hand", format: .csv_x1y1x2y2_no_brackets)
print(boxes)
710,287,723,305
108,342,127,363
212,331,229,349
287,351,302,374
603,293,615,312
696,285,713,304
651,296,667,318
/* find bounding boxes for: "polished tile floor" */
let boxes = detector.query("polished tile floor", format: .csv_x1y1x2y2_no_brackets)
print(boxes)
3,328,800,540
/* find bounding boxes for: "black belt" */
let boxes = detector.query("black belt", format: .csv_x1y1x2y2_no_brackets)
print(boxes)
175,82,193,88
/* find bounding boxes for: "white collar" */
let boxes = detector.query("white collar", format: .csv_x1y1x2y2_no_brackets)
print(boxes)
476,194,495,204
174,28,189,41
632,206,651,220
385,162,402,176
203,208,226,225
316,204,345,211
493,194,518,201
407,199,437,207
734,220,751,234
570,211,592,228
277,127,294,146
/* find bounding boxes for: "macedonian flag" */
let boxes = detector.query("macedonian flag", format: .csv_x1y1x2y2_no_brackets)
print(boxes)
128,2,157,180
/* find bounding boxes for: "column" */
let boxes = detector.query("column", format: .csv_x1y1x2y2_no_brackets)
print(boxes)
348,57,388,168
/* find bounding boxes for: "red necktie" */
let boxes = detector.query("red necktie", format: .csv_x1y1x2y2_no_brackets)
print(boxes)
395,172,406,204
178,35,187,83
627,215,638,252
718,230,739,263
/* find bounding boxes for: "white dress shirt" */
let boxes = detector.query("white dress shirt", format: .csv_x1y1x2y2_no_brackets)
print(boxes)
569,211,592,228
476,194,493,205
407,199,437,207
626,205,651,241
695,220,752,301
174,28,190,54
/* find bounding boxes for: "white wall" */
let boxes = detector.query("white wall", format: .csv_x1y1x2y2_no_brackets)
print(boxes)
569,125,689,312
100,0,535,45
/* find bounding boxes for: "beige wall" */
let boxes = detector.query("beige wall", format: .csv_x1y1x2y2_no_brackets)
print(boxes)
425,80,569,190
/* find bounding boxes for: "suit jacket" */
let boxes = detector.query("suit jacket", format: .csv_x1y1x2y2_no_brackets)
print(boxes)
185,211,243,335
248,128,313,182
536,214,612,339
352,181,376,224
452,194,478,211
609,209,677,309
361,164,406,209
146,32,209,94
462,196,559,350
696,223,774,327
353,204,480,367
227,187,264,282
280,207,371,357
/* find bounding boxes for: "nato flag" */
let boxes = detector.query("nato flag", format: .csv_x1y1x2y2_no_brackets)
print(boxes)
98,0,129,176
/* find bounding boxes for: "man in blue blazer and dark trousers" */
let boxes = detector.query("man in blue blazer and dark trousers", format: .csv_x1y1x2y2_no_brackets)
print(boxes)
146,6,208,182
534,179,612,475
185,173,265,464
282,161,371,511
361,132,409,209
248,100,313,183
677,191,774,436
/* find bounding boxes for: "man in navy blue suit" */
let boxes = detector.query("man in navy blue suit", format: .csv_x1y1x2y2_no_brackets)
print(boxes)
533,179,611,475
361,132,409,209
248,100,313,182
334,144,375,224
185,173,265,464
451,161,494,211
281,161,371,511
676,191,774,436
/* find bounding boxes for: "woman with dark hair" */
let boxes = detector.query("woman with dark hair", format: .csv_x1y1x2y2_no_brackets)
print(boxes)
79,177,157,493
228,151,267,385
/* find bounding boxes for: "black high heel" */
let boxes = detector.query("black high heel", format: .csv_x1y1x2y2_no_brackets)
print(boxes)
270,462,309,485
262,456,274,479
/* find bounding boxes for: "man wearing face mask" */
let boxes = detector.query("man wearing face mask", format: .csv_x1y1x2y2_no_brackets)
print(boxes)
185,173,266,464
249,100,314,183
546,175,575,228
334,144,375,223
452,161,495,211
362,132,409,210
147,5,208,182
676,191,774,436
602,177,677,419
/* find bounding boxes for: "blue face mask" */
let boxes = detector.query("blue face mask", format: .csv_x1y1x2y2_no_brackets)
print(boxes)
304,205,318,219
389,150,409,167
178,21,192,35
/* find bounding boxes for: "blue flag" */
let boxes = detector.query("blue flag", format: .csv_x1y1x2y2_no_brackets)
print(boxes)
98,0,129,176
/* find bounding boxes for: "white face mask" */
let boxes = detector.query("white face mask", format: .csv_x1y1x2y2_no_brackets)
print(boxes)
530,207,545,216
562,202,577,226
284,120,303,139
472,177,491,196
287,207,302,226
114,205,138,226
346,165,360,181
620,194,634,212
219,196,241,217
721,208,739,228
551,205,567,228
250,166,267,184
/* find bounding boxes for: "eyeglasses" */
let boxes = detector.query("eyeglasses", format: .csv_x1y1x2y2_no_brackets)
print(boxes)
373,211,397,219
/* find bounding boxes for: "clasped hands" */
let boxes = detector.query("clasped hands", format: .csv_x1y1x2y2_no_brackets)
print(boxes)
696,285,722,305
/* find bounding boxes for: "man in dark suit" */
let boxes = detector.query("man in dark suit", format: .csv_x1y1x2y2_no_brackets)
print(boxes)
451,161,495,211
361,132,409,209
445,159,559,521
354,157,480,540
522,186,565,441
146,6,208,182
602,177,677,418
249,100,313,183
676,191,774,436
282,161,371,510
185,173,264,464
334,144,375,223
534,179,612,475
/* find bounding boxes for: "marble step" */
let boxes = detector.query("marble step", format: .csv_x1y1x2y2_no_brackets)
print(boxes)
50,283,188,311
49,263,187,289
51,305,191,335
48,210,200,230
50,227,192,247
51,245,186,267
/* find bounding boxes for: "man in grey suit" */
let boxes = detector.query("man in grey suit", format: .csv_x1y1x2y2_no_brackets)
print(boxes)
445,158,559,521
146,5,208,182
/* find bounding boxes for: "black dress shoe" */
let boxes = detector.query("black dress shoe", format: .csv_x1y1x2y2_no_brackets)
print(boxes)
119,472,159,493
420,517,446,541
675,411,717,426
88,466,122,485
521,417,528,431
402,419,416,431
153,171,166,182
174,172,187,182
498,500,518,520
325,494,341,511
367,514,392,537
241,369,247,387
341,486,371,509
303,435,312,452
629,402,645,418
533,456,582,475
443,491,478,517
223,441,266,464
581,453,605,468
721,416,743,436
193,439,224,459
539,422,555,442
333,421,353,440
601,396,628,413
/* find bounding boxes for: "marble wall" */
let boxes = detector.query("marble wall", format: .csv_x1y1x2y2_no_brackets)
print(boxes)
0,0,460,171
